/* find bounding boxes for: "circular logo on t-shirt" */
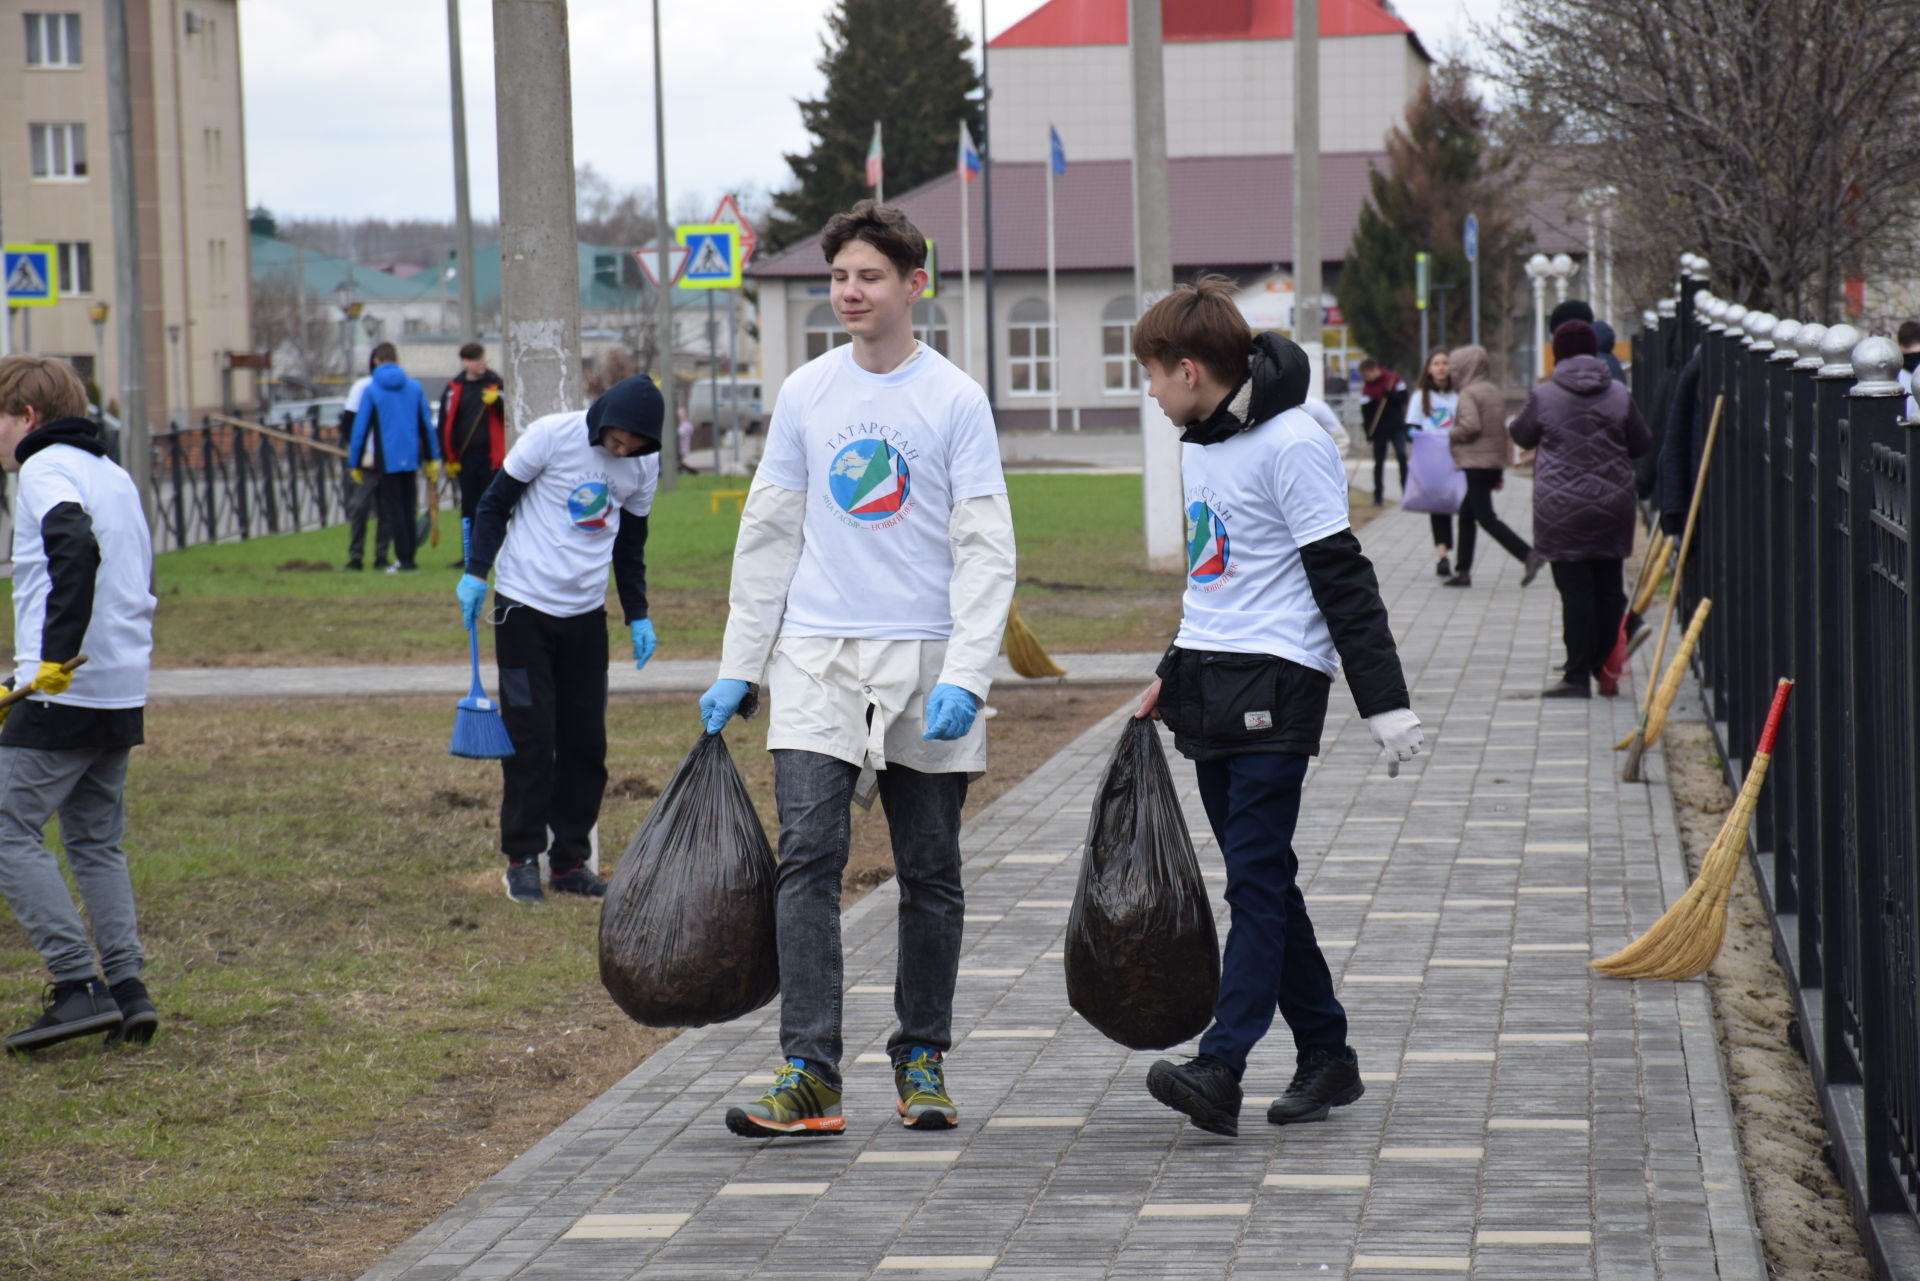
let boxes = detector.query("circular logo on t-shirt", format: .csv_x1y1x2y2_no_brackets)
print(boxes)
568,481,612,531
828,439,911,521
1186,501,1230,584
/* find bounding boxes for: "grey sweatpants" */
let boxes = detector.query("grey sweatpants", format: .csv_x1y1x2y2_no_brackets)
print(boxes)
0,745,142,985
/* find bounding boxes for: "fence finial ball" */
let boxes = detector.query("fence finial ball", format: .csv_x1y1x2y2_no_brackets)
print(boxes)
1706,299,1729,329
1643,310,1660,329
1689,254,1711,277
1794,323,1828,371
1693,288,1714,310
1723,303,1749,332
1744,311,1777,349
1770,318,1803,362
1817,323,1862,378
1658,298,1678,318
1849,335,1904,396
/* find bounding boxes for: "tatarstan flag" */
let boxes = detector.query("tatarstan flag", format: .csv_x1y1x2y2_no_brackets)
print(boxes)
849,444,904,515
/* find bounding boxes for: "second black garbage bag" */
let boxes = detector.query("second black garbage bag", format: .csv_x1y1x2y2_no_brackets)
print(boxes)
1065,716,1219,1050
600,731,780,1028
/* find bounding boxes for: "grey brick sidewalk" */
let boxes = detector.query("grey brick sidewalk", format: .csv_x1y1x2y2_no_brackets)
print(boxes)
358,477,1766,1281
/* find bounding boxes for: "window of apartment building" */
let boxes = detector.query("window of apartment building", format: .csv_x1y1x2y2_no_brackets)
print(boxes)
803,302,851,361
912,301,949,358
55,241,91,294
1101,296,1139,393
1007,298,1053,395
403,317,428,337
202,126,226,178
184,11,219,76
28,122,87,179
24,13,82,67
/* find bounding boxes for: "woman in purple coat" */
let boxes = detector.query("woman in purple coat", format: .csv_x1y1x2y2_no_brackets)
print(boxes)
1508,321,1652,699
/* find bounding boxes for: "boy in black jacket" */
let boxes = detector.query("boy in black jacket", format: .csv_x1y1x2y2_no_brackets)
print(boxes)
1132,278,1423,1136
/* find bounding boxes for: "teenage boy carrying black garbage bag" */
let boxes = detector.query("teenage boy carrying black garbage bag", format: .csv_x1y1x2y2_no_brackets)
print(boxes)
1132,276,1425,1137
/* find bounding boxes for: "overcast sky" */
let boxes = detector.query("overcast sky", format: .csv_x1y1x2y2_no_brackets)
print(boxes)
240,0,1505,224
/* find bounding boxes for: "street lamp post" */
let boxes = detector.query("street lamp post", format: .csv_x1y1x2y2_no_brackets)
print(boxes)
1548,252,1577,305
165,323,182,428
1525,253,1550,381
87,300,110,408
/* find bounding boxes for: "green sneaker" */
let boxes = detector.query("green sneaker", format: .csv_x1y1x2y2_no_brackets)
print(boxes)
725,1058,846,1137
894,1047,957,1130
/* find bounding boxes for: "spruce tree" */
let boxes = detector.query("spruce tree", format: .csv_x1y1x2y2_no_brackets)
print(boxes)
765,0,982,252
1337,65,1530,377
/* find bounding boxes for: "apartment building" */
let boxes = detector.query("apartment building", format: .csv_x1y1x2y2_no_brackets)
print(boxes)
0,1,250,424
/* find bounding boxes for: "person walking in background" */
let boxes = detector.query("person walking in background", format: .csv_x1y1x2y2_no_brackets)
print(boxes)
347,351,441,574
1591,321,1626,383
1356,358,1409,506
1896,320,1920,422
1443,345,1541,589
0,355,158,1052
1508,321,1651,698
1407,349,1459,577
438,342,506,566
677,407,699,474
339,345,395,571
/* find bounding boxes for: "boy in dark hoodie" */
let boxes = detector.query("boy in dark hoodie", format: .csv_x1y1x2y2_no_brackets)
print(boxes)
346,353,441,572
0,355,159,1052
455,375,663,903
1130,278,1424,1137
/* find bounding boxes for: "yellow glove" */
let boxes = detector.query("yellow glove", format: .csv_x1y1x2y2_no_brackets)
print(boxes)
33,660,73,696
425,460,440,481
350,467,364,486
445,460,462,478
481,386,500,405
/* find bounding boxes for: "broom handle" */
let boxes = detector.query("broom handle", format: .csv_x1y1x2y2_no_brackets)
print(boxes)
1755,678,1793,755
0,655,88,711
461,517,484,688
1635,396,1723,728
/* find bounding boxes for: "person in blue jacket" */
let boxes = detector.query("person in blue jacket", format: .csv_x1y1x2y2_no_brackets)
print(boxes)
346,357,440,572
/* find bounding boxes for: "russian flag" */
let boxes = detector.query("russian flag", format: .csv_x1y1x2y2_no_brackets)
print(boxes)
958,122,981,183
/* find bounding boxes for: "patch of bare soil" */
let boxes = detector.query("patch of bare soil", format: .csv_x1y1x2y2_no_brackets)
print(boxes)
272,681,1136,1281
1665,721,1873,1280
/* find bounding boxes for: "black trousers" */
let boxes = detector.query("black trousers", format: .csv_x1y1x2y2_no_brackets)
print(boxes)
458,463,496,525
1455,469,1531,572
377,470,419,569
494,599,609,872
1549,559,1626,687
345,469,390,566
1372,427,1408,501
1429,514,1453,551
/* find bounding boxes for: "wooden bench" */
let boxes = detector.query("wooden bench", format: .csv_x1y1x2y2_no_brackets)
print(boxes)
708,488,748,515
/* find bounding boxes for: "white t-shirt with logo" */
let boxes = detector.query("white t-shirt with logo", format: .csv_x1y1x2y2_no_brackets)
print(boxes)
12,444,156,708
1173,408,1351,675
493,410,659,619
1407,387,1459,433
757,342,1006,639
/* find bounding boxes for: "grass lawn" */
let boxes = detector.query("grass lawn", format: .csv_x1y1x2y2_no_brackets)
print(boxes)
0,685,1133,1281
0,473,1376,668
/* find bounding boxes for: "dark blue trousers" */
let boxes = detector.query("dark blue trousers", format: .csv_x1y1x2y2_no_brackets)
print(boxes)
1194,752,1349,1075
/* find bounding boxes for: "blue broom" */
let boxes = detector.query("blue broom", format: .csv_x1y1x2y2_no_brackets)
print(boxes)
449,520,515,760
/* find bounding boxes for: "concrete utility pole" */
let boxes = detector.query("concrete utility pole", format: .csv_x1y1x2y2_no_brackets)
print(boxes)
1130,0,1181,573
492,0,584,436
980,0,998,416
651,0,679,487
447,0,478,342
1293,0,1323,400
104,0,151,521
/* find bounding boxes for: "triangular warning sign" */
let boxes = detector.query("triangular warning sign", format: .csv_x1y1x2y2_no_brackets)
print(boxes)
687,236,730,278
6,256,48,296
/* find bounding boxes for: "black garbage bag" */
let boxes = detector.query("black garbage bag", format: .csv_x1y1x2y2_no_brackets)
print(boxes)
599,732,780,1028
1065,716,1219,1050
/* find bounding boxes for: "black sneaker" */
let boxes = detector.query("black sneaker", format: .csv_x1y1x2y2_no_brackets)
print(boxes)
549,866,607,899
503,859,544,903
340,560,363,572
6,979,123,1053
1435,556,1451,578
106,977,158,1046
1541,680,1592,700
1442,571,1472,588
1266,1047,1364,1125
1146,1053,1243,1137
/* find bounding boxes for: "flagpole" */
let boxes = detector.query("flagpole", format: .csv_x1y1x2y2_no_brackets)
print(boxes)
1046,126,1057,433
960,127,974,382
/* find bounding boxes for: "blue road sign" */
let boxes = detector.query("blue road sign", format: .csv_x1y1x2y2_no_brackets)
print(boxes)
1463,213,1480,265
676,224,741,289
3,244,58,307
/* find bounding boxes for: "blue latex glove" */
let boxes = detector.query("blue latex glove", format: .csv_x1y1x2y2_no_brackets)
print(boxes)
700,679,750,734
630,619,657,669
456,574,489,628
922,683,979,741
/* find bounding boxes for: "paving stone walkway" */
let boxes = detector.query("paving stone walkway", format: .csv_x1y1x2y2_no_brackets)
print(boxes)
357,476,1766,1281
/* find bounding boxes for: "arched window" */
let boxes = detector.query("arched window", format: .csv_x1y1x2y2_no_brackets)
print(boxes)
804,302,850,361
1101,295,1139,393
913,300,949,357
1008,298,1052,395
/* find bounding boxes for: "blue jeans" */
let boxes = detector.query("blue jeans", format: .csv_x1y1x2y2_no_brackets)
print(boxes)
772,751,968,1090
1194,752,1348,1075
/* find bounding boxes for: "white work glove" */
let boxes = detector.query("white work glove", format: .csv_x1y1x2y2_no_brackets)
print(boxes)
1367,707,1425,777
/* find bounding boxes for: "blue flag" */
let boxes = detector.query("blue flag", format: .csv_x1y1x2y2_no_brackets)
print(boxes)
1049,125,1066,177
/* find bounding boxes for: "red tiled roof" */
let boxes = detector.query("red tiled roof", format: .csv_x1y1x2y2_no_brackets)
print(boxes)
989,0,1412,47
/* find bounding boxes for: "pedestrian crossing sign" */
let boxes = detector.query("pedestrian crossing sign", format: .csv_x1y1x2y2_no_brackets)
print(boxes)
2,244,57,308
675,224,741,289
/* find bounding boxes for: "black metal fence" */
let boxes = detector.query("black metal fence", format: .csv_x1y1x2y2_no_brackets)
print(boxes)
1631,281,1920,1278
151,408,349,553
